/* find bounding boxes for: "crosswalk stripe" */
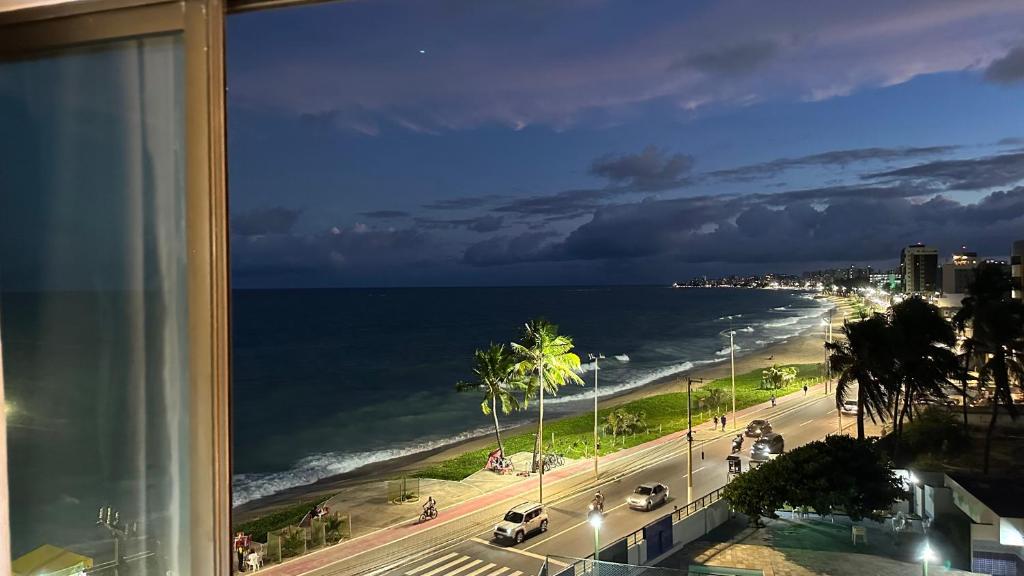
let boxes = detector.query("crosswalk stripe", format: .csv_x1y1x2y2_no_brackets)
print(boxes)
405,553,459,575
446,559,482,576
507,571,523,576
464,563,496,576
422,556,471,576
486,567,509,576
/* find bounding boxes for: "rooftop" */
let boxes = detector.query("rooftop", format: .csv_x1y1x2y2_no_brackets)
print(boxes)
948,473,1024,518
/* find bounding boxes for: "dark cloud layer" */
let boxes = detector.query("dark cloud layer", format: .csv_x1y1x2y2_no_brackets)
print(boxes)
708,145,958,182
865,151,1024,190
360,210,410,219
415,214,505,233
985,46,1024,85
676,40,780,76
590,145,694,191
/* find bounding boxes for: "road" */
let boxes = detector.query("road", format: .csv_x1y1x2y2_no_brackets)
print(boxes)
376,391,847,576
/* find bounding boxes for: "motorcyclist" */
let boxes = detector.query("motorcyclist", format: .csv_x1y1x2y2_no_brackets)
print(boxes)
731,434,743,453
591,490,605,513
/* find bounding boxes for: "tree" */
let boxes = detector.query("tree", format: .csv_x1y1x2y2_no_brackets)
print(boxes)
955,270,1024,473
827,315,892,440
761,364,797,390
456,343,526,458
511,318,584,495
888,297,957,440
722,458,789,526
704,387,727,414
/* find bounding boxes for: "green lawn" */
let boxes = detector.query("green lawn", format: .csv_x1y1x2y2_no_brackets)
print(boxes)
412,363,820,481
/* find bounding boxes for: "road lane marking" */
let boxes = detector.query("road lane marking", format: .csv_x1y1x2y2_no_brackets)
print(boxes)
523,503,628,551
469,538,564,563
464,563,496,576
486,567,509,576
693,466,705,474
406,553,459,575
447,559,482,576
800,419,814,426
507,572,523,576
421,556,470,576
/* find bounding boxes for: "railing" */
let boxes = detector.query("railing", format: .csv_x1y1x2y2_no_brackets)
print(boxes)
616,486,725,553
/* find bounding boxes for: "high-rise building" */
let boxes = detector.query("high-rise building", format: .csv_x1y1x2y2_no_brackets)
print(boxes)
901,243,939,294
942,247,978,295
1012,240,1024,301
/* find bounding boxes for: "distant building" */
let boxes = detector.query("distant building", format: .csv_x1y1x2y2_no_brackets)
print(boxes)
945,473,1024,574
901,243,939,294
942,248,978,295
1013,240,1024,301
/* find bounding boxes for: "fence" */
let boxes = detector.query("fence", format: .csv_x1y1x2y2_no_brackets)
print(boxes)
387,476,421,504
263,512,352,566
541,487,731,576
543,557,764,576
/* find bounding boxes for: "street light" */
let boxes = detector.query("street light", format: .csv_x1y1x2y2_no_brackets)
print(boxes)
589,512,603,576
920,541,937,576
589,353,605,479
821,315,832,395
686,376,703,503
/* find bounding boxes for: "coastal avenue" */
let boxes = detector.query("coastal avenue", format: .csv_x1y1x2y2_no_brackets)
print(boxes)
284,388,849,576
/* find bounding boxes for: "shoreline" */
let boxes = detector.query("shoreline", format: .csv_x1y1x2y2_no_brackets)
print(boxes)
234,294,854,522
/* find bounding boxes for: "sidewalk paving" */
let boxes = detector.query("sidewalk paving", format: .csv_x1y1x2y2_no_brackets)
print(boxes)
658,512,979,576
256,382,836,576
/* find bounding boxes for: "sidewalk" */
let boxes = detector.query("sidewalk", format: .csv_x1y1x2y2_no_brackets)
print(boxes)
257,383,835,576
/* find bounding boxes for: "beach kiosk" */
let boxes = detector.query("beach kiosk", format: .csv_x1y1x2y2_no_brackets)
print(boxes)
726,455,742,480
13,544,93,576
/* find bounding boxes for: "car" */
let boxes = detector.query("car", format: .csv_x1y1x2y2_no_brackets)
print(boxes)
627,483,669,511
493,502,548,544
750,432,785,461
841,400,858,415
745,419,773,437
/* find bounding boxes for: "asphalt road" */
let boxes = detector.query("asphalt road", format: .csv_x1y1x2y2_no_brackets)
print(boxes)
382,392,848,576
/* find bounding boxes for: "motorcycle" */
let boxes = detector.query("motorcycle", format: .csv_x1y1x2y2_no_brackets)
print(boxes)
587,498,605,520
731,436,743,455
419,505,438,523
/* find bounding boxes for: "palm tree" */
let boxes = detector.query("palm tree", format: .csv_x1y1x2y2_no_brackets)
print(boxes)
456,343,525,458
705,387,727,415
953,263,1015,430
888,297,958,440
511,318,584,502
954,264,1024,473
826,315,891,440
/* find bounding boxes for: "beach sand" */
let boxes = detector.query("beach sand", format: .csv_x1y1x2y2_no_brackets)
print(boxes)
234,294,857,523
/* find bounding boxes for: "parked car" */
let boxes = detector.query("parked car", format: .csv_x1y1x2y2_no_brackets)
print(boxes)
841,400,858,415
627,483,669,511
493,502,548,544
750,432,785,461
745,419,773,437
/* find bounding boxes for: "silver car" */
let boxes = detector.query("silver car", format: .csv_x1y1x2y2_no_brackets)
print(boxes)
493,502,548,544
627,483,669,511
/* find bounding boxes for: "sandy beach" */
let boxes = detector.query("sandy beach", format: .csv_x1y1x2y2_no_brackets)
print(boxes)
234,293,857,522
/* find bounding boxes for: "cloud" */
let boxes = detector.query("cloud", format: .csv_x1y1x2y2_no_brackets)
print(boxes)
415,214,505,232
463,231,559,266
675,40,780,76
985,45,1024,84
997,137,1024,146
230,1,1024,133
421,195,504,210
463,187,1024,267
864,151,1024,190
231,206,302,236
360,210,410,219
708,145,958,182
590,145,694,191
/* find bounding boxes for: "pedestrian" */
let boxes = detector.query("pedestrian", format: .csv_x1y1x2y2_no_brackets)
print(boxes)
713,415,719,429
803,384,808,396
721,414,727,429
770,393,776,407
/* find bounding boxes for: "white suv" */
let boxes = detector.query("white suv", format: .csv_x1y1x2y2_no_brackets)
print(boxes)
493,502,548,544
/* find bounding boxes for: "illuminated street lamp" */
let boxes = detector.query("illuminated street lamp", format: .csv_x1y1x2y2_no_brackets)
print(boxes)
589,353,604,478
920,541,937,576
589,511,603,576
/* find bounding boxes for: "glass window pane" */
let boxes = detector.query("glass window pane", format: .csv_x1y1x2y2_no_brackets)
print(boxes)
0,34,188,575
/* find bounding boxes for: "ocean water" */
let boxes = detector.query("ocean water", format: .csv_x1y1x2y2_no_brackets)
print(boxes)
231,286,831,506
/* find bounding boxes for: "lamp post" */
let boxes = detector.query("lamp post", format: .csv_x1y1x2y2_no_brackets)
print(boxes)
589,513,603,576
589,353,604,478
920,542,936,576
729,327,736,431
686,376,703,503
821,315,833,395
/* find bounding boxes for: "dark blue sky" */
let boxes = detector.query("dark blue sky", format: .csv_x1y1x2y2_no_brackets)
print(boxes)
227,0,1024,288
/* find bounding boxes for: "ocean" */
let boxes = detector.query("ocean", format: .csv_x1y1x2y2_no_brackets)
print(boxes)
231,286,831,506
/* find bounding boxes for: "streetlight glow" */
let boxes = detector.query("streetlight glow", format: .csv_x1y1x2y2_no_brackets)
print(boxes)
920,542,936,562
589,513,603,528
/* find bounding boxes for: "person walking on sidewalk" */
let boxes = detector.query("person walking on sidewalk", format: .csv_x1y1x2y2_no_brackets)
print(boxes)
770,393,776,407
803,384,808,396
713,415,719,429
721,414,727,429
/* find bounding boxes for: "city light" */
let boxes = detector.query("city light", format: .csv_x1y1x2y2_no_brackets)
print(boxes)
589,513,603,528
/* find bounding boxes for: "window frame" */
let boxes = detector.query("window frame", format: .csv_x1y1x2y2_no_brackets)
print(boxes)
0,1,231,574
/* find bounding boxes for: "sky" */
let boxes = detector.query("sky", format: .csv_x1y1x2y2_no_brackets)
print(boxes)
227,0,1024,288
